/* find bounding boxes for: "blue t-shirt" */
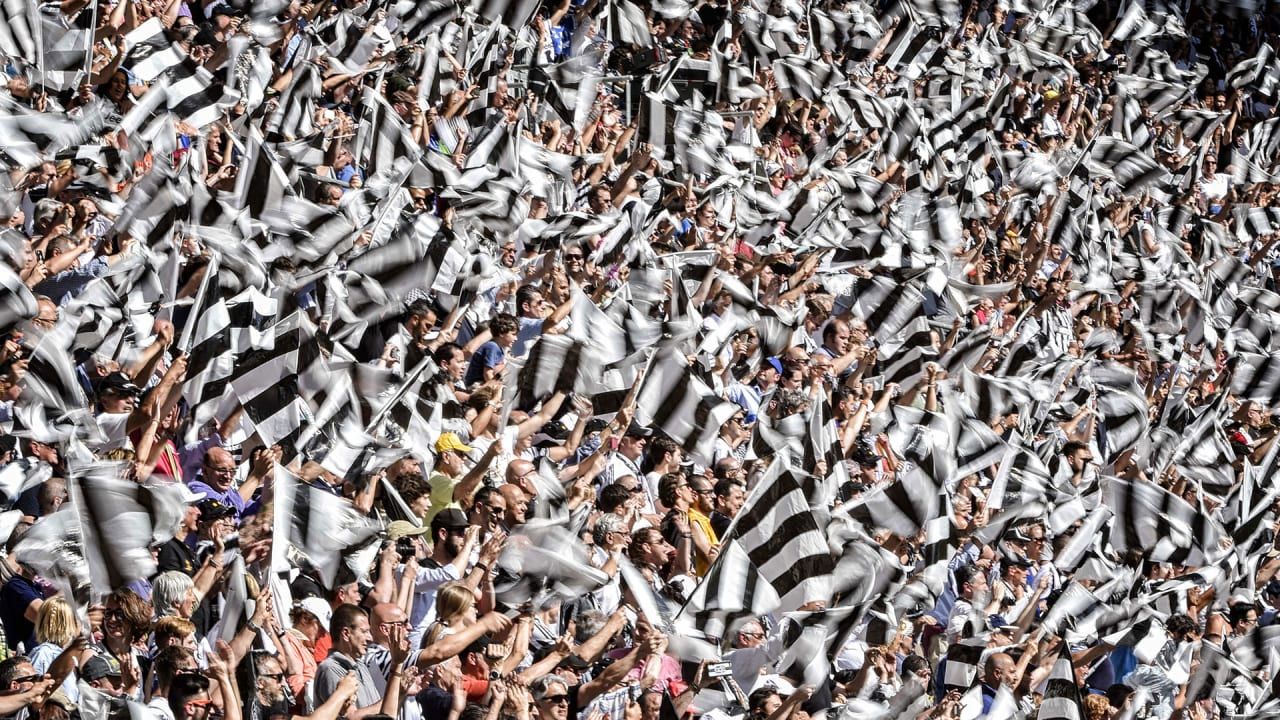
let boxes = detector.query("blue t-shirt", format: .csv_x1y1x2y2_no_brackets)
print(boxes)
464,341,505,386
511,316,544,358
0,575,42,651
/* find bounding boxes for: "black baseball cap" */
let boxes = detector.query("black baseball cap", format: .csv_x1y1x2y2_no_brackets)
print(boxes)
97,371,141,397
430,508,469,532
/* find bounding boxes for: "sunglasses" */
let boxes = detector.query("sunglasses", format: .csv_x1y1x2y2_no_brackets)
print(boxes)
541,694,569,705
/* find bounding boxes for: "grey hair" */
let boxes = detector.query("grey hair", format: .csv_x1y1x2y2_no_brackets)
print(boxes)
592,513,628,546
152,571,195,617
531,674,569,700
574,610,606,643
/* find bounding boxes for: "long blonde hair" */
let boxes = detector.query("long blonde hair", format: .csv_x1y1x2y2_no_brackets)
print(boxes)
35,597,79,646
433,582,475,627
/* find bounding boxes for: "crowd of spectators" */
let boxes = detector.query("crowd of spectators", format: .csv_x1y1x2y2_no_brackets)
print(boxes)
0,0,1279,719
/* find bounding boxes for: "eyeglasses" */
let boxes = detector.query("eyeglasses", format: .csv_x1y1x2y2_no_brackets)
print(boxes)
258,672,285,681
10,675,42,684
104,608,126,621
693,487,714,496
381,620,408,628
541,694,569,705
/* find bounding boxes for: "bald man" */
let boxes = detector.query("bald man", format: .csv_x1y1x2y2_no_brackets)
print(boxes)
188,447,249,517
365,603,411,694
498,484,529,529
980,653,1016,713
505,459,538,498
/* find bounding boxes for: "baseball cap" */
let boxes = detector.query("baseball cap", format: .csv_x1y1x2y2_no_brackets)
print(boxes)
766,356,784,375
82,655,122,681
197,499,235,522
1003,554,1033,568
297,597,332,633
43,691,73,711
624,422,653,438
435,432,472,455
430,508,470,532
97,371,141,397
387,520,430,541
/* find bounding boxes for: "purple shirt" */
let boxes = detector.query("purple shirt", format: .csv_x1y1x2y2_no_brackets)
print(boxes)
186,478,247,517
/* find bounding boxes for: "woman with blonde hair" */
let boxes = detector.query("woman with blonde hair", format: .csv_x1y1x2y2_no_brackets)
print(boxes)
423,581,478,645
28,597,91,701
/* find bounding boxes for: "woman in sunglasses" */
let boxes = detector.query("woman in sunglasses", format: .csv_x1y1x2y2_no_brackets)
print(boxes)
91,589,153,701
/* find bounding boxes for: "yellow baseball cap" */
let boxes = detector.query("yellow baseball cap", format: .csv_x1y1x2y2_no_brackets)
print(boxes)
435,432,472,455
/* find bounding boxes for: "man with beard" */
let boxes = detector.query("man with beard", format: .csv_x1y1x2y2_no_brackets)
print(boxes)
400,509,477,652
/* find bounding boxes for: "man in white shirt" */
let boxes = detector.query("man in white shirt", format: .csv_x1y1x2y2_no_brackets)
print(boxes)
396,511,476,653
602,423,651,490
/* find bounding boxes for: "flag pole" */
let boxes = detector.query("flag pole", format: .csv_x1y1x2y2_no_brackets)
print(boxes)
33,0,46,93
363,356,436,435
81,1,98,81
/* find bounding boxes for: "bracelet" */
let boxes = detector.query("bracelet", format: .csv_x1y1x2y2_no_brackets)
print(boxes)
247,621,262,634
476,562,490,575
681,534,693,539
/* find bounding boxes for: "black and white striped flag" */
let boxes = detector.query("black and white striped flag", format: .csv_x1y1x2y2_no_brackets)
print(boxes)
1087,137,1171,197
841,463,940,539
472,0,541,31
272,463,382,588
677,539,781,641
67,461,191,593
1231,351,1280,406
719,461,834,613
229,312,331,453
772,56,838,101
634,348,740,465
121,17,187,82
943,637,986,689
391,0,458,43
803,399,848,513
1039,645,1085,720
1104,476,1230,566
355,89,421,177
514,334,599,409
